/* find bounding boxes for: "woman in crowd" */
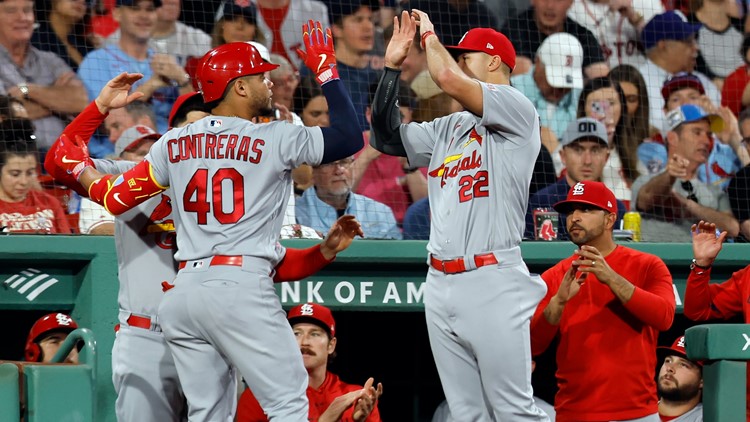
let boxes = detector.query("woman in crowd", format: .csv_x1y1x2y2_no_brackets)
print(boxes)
211,1,266,47
32,0,98,70
577,77,645,208
294,75,329,128
0,96,69,234
609,64,651,143
290,76,329,195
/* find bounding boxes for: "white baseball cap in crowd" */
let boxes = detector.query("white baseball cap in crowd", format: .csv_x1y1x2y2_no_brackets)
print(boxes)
115,125,161,156
536,33,584,89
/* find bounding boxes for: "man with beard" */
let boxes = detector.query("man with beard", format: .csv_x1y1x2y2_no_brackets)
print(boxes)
531,180,676,421
656,334,703,421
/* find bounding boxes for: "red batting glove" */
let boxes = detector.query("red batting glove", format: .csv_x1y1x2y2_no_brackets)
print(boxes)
296,20,339,85
54,134,94,181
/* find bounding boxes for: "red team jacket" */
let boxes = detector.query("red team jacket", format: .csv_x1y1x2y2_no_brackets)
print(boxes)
236,371,381,422
531,246,675,421
683,264,750,420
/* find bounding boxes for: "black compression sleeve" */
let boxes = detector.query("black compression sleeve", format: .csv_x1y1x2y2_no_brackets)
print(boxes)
369,67,407,157
320,79,364,164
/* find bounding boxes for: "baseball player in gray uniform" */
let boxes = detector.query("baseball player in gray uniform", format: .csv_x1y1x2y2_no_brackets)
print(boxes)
50,23,371,421
46,66,366,421
370,11,549,420
44,76,186,421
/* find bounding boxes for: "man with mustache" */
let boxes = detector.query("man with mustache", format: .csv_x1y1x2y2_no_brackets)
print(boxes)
632,104,739,242
236,302,382,421
531,180,675,421
656,334,703,421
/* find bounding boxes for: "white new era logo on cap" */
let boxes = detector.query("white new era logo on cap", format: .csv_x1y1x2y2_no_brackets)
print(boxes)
486,43,494,49
607,201,613,208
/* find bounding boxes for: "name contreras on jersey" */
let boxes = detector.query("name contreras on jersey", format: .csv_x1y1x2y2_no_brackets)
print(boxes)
167,133,265,163
428,150,482,188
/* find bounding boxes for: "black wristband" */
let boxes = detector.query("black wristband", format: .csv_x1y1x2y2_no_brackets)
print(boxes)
402,166,419,174
691,258,712,271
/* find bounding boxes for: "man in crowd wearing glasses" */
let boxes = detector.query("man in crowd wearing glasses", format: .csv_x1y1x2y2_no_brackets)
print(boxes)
296,156,402,239
632,104,739,241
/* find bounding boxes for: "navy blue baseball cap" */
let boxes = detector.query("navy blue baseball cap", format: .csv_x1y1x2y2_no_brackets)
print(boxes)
665,104,724,132
116,0,162,8
326,0,380,25
220,0,257,23
642,11,701,50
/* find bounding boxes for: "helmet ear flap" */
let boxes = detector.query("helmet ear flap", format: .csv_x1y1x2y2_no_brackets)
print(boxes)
25,341,41,362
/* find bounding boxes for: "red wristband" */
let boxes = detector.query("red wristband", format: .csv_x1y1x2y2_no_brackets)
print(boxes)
421,31,436,49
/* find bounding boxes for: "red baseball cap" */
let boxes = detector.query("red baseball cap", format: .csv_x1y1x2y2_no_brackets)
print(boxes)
445,28,516,72
553,181,617,214
168,92,207,129
661,72,705,101
288,303,336,337
658,335,703,367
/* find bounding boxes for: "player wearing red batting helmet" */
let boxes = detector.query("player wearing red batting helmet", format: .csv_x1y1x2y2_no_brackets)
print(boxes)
25,313,79,364
194,42,279,104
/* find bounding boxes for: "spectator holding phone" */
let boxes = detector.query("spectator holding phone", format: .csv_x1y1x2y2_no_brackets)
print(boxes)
576,77,645,209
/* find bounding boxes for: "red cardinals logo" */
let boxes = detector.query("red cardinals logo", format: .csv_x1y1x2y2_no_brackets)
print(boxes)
150,194,172,222
711,161,734,179
463,128,483,148
140,194,176,250
429,125,484,188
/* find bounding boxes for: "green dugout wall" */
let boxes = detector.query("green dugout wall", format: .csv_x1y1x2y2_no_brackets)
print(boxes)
0,235,748,420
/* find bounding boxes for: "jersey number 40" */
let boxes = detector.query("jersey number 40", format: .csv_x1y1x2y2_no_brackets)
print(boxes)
184,168,245,225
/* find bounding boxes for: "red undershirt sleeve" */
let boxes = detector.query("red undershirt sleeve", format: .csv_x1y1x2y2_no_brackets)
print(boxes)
273,245,335,283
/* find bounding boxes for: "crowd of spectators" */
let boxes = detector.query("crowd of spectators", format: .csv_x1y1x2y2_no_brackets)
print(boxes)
6,1,750,420
1,0,750,242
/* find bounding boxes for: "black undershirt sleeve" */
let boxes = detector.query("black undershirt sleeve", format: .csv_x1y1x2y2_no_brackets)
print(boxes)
369,67,408,157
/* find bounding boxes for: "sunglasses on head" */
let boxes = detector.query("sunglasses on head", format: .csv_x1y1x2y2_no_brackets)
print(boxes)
680,180,699,204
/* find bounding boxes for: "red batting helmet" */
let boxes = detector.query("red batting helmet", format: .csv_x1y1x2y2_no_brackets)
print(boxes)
25,313,78,362
195,42,279,103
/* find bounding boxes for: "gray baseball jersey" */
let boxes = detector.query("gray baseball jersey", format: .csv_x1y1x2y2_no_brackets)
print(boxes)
669,404,703,422
145,117,325,261
401,82,541,257
94,158,187,421
144,116,325,421
400,82,549,421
